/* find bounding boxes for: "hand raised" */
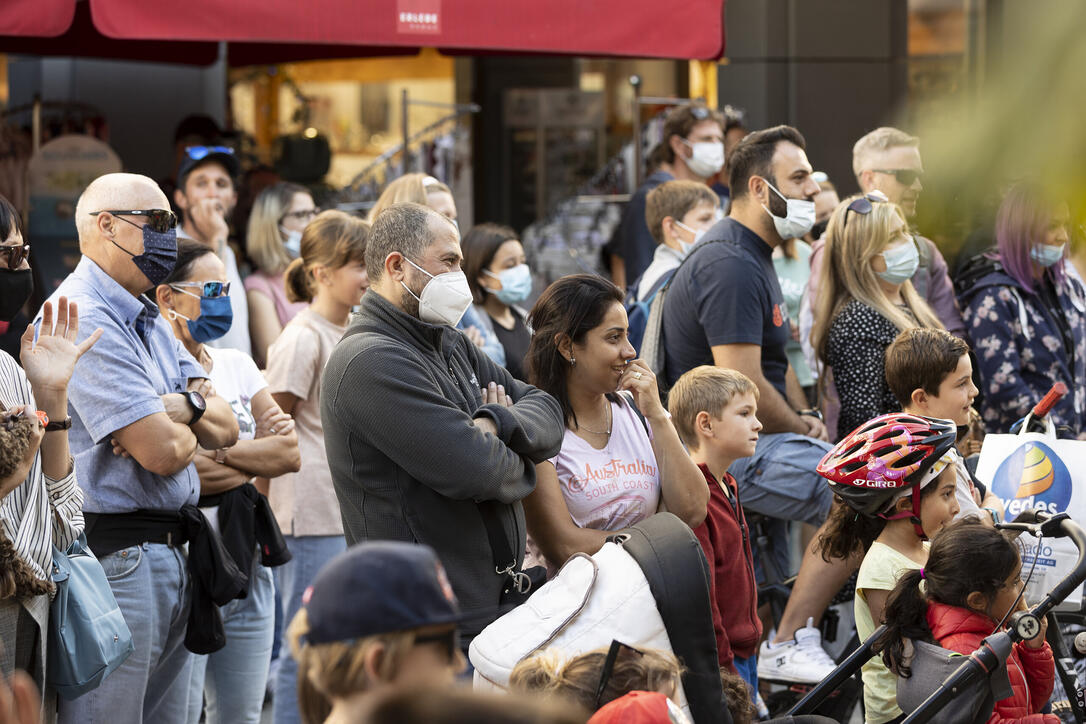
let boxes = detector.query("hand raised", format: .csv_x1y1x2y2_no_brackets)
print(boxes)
21,298,102,395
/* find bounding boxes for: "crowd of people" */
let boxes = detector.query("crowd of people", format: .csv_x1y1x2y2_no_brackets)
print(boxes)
0,98,1082,724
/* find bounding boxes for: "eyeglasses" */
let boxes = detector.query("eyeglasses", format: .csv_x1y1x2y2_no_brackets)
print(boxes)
280,209,319,223
872,168,923,186
185,145,235,161
414,628,460,663
0,241,29,270
594,640,645,710
843,190,890,227
170,281,230,298
89,209,178,234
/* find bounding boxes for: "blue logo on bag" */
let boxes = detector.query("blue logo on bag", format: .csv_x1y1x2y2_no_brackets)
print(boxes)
991,442,1072,517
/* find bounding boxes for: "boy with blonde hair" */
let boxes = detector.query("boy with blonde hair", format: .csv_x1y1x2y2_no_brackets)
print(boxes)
668,366,763,696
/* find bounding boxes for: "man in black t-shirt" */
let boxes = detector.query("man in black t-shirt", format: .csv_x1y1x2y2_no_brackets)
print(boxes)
662,126,851,684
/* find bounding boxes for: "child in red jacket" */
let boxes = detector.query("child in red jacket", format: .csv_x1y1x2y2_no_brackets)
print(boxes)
876,519,1059,724
668,366,763,696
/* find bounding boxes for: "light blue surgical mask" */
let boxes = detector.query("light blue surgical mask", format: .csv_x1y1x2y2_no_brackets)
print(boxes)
281,226,302,258
673,220,708,257
876,239,920,284
1030,242,1065,268
484,263,532,305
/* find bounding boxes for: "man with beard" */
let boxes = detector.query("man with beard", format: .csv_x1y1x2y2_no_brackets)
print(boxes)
320,202,564,652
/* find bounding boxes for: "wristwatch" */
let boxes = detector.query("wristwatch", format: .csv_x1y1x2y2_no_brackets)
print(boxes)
799,408,824,422
182,391,206,424
44,416,72,432
214,447,229,465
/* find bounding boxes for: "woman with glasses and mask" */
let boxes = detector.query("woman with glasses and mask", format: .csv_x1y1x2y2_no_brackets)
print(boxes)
0,194,101,718
957,183,1086,437
245,183,318,369
460,223,533,381
811,192,944,441
154,238,299,724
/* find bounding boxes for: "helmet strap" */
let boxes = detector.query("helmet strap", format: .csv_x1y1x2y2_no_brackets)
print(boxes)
877,484,928,540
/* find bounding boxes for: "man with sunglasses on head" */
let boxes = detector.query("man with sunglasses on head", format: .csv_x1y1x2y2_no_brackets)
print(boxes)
662,125,848,685
849,127,964,336
606,102,726,292
40,173,239,724
173,145,252,357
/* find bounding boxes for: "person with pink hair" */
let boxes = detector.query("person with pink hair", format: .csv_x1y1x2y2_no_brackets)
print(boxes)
956,182,1086,436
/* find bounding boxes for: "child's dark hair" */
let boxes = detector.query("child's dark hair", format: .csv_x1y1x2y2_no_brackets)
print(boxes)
816,477,945,562
874,519,1020,678
884,328,970,407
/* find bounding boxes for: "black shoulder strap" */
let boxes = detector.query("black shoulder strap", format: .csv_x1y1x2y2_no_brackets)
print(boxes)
618,390,650,436
478,501,517,575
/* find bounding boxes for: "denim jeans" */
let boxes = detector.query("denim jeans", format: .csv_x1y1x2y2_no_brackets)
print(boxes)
57,543,194,724
188,562,276,724
272,535,347,724
728,432,834,579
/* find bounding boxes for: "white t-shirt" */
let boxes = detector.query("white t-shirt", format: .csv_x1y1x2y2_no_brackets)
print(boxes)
551,398,660,530
951,451,983,520
205,346,267,441
636,245,685,302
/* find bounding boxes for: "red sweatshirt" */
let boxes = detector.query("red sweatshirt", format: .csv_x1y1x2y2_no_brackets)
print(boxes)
927,601,1059,724
692,463,762,670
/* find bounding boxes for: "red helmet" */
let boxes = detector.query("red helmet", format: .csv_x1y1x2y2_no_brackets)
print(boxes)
817,413,958,523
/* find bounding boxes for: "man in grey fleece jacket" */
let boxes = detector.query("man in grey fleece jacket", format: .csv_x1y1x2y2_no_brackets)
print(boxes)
321,202,564,647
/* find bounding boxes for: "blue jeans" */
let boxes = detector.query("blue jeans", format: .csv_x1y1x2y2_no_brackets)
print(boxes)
188,562,276,724
58,543,194,724
728,432,834,580
272,535,347,724
733,654,758,696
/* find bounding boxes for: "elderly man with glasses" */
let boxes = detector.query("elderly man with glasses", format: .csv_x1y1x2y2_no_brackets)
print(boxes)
173,145,252,357
41,173,239,724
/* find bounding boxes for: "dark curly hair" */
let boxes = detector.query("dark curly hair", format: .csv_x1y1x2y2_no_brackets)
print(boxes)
0,523,53,600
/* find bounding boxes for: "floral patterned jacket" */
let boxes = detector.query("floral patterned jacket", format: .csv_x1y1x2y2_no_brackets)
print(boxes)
958,258,1086,435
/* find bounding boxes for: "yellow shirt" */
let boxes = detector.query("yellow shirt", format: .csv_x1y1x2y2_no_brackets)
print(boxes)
855,541,927,724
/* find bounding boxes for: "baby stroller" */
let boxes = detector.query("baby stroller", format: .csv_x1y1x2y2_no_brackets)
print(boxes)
470,512,834,724
787,509,1086,724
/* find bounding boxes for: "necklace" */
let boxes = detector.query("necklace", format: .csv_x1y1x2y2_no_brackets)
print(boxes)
576,400,612,435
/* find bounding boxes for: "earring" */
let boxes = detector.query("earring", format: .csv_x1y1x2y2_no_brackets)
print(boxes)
569,356,576,367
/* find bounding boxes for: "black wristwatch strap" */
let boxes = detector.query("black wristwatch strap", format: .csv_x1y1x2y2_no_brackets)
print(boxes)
44,417,72,432
184,391,206,424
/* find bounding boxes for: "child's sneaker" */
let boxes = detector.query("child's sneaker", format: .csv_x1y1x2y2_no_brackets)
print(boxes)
754,691,770,720
757,618,837,683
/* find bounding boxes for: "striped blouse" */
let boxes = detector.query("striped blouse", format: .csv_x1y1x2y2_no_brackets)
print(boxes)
0,351,83,583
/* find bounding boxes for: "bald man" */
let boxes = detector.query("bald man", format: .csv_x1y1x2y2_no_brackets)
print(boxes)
40,173,238,723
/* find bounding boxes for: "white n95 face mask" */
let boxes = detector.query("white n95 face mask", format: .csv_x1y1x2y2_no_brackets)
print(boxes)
400,256,473,327
762,180,816,240
680,139,725,178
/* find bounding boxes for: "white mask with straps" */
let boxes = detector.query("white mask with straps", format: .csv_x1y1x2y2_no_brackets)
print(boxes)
400,256,473,327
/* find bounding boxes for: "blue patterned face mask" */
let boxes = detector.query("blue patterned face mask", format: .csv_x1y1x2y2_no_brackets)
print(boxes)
876,239,920,284
1030,242,1065,268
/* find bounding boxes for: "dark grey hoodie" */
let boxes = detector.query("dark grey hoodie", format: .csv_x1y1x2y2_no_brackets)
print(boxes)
320,291,564,642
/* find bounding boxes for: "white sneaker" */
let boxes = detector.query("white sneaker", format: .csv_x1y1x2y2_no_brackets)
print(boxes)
757,617,838,684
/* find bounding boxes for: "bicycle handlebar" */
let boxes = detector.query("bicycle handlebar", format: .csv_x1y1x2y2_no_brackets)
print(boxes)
1032,381,1068,420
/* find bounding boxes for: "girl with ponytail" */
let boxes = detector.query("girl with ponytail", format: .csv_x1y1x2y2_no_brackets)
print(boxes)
264,210,369,724
875,519,1058,724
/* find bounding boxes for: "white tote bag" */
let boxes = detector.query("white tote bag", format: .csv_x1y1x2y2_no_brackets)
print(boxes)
974,414,1086,611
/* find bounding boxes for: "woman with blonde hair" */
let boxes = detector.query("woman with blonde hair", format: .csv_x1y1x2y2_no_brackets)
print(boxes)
244,182,318,368
266,210,370,724
812,191,943,440
287,541,466,724
366,173,456,224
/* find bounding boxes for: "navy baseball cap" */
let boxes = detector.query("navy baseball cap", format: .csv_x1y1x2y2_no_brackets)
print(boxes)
302,541,465,645
177,145,240,187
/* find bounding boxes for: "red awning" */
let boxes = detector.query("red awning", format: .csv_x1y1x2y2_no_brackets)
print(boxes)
1,0,724,62
92,0,725,60
0,0,75,37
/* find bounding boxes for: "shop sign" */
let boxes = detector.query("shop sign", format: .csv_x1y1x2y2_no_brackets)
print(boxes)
397,0,441,34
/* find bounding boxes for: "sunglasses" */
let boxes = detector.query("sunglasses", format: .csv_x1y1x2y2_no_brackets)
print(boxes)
872,168,923,186
170,281,230,298
90,209,178,234
843,190,890,227
414,628,460,663
281,208,319,223
185,145,235,161
594,640,645,710
0,241,29,270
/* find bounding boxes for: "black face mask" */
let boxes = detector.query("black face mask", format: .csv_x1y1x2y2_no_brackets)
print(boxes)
0,268,33,322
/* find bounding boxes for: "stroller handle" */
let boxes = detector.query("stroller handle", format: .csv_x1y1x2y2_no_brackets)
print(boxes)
900,510,1086,724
